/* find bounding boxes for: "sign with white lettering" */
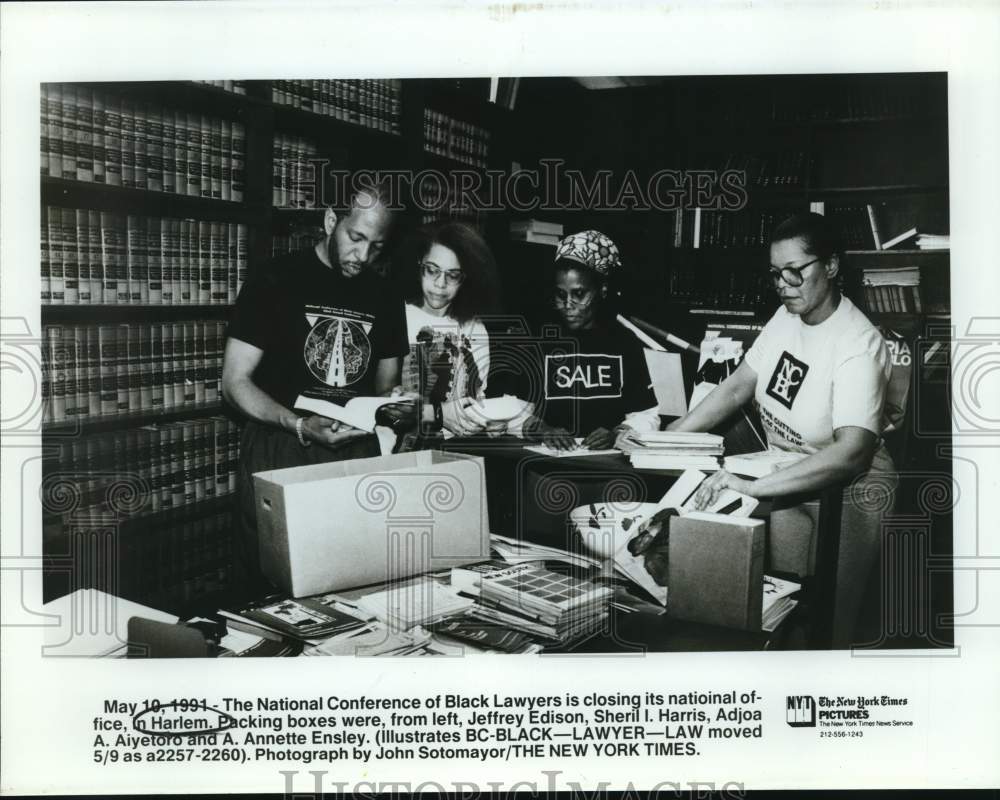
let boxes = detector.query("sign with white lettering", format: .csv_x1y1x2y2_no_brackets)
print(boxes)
544,354,624,400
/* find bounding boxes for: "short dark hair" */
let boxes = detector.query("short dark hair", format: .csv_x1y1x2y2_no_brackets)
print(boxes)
400,222,501,324
770,212,843,261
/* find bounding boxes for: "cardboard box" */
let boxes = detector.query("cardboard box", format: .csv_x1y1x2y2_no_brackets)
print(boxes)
254,450,490,598
666,512,765,631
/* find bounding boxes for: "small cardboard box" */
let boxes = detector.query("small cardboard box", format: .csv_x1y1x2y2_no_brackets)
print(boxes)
253,450,490,598
666,512,765,631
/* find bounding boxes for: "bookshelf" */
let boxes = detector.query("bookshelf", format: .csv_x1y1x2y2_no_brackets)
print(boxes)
39,78,508,612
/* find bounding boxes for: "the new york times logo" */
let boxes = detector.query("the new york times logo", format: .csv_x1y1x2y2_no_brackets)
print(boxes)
786,696,816,727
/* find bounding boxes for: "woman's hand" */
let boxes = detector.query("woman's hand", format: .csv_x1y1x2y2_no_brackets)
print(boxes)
525,416,575,450
441,399,486,437
580,427,614,450
691,468,756,511
300,415,369,449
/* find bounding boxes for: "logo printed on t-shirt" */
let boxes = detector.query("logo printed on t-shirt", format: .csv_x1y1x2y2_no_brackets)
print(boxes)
766,351,809,409
545,353,623,400
303,307,374,387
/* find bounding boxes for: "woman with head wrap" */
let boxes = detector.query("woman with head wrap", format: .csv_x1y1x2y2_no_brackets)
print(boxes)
498,229,660,450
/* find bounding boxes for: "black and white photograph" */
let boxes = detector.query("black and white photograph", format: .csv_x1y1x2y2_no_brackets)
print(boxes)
2,2,999,796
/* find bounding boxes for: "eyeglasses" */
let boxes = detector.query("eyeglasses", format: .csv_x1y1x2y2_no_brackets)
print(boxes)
768,257,822,288
421,262,465,286
553,290,596,308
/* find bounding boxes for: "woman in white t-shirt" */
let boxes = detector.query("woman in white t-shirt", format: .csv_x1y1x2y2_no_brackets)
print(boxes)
398,222,499,440
662,212,897,646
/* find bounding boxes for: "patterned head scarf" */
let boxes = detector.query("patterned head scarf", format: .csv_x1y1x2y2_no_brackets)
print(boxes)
554,230,621,277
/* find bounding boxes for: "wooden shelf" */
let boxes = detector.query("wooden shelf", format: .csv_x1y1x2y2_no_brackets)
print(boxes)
41,177,270,223
44,494,235,536
41,305,233,322
44,403,228,436
272,103,403,148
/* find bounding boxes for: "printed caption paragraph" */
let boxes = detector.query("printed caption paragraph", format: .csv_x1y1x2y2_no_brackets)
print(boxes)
89,691,767,765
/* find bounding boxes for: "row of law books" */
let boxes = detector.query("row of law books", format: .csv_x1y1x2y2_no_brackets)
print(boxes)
272,135,321,208
43,416,239,520
418,177,486,229
677,207,795,249
271,79,402,135
666,260,774,309
272,228,321,257
120,509,237,612
42,321,228,424
769,76,938,123
191,80,248,95
862,266,923,314
41,84,246,200
693,150,811,187
41,207,248,305
423,109,490,168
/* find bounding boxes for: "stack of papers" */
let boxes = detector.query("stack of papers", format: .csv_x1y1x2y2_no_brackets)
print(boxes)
620,431,724,470
525,438,620,457
915,233,949,250
303,625,432,656
490,533,601,570
762,575,801,632
723,449,805,478
219,596,370,643
355,579,474,631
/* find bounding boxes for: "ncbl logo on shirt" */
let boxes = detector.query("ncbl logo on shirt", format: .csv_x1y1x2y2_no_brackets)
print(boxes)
766,351,809,409
545,354,623,400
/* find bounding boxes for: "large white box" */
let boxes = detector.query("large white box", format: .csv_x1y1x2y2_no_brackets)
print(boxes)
253,450,490,598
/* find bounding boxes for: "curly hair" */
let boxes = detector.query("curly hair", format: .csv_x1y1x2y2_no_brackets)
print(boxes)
399,222,501,324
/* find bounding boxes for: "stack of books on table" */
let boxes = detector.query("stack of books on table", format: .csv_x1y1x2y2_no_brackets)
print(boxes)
862,265,923,314
219,595,371,645
915,233,949,251
509,219,563,246
762,575,801,632
452,561,611,647
620,431,724,470
354,579,475,631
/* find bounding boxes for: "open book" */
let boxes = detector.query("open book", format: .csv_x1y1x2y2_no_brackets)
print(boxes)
610,469,760,605
294,393,410,433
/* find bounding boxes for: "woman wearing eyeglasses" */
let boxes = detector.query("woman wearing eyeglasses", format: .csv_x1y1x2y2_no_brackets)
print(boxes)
397,222,500,442
500,229,660,450
658,212,896,646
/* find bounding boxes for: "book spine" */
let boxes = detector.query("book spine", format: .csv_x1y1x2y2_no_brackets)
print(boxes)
186,111,201,197
40,85,51,177
198,220,212,305
214,418,228,498
76,209,91,304
147,216,162,305
63,326,80,419
114,324,130,413
161,108,176,193
88,210,103,303
61,208,79,305
134,102,148,190
149,324,164,411
200,114,212,199
120,98,136,188
168,218,181,305
174,110,187,197
86,326,101,420
220,119,232,202
169,424,184,509
191,320,205,405
210,117,223,200
866,203,882,250
40,206,50,303
203,321,219,404
172,321,186,407
75,87,95,182
61,85,78,180
127,324,141,411
210,220,224,304
147,105,163,192
160,323,175,410
102,92,122,187
48,326,67,422
178,219,192,304
139,324,153,411
126,215,142,304
236,223,248,298
231,121,245,202
97,325,117,415
182,422,196,505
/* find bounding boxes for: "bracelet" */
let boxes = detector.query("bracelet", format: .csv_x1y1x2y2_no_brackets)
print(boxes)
295,416,311,447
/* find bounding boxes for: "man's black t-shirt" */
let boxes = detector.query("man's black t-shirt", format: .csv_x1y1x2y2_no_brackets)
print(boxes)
227,248,408,410
491,318,658,437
